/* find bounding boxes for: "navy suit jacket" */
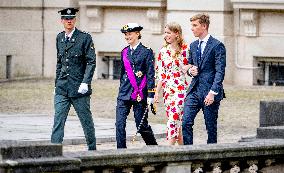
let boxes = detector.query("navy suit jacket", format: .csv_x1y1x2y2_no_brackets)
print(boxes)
117,43,155,101
188,35,226,102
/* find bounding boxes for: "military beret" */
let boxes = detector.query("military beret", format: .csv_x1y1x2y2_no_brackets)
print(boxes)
121,23,143,33
58,8,79,19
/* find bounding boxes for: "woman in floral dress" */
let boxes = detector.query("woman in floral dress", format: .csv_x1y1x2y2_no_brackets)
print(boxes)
154,22,192,145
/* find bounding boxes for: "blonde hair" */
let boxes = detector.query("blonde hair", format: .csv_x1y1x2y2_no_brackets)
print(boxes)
190,13,210,29
164,22,185,58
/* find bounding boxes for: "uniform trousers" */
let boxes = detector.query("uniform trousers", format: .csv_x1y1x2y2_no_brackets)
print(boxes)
116,99,157,148
182,91,220,145
51,94,96,150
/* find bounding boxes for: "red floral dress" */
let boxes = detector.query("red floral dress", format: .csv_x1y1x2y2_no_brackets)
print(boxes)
155,44,190,140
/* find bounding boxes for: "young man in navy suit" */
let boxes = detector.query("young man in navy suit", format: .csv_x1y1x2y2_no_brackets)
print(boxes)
116,23,158,148
182,14,226,145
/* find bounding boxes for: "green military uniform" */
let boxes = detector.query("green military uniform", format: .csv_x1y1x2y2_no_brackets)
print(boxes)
51,25,97,150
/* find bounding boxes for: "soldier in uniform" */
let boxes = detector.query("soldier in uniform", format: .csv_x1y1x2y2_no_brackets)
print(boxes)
116,23,158,148
51,8,97,150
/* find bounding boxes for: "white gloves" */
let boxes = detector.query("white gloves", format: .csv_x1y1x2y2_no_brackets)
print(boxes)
147,97,154,105
78,83,88,94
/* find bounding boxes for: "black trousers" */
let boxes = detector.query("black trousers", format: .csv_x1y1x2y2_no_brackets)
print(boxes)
116,99,157,148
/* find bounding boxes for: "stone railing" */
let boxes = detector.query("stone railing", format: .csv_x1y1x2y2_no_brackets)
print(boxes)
1,100,284,173
1,140,284,173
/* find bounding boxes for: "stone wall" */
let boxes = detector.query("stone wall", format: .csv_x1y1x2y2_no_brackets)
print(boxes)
231,0,284,85
0,1,43,78
1,0,284,86
1,140,284,172
0,0,79,79
167,0,234,84
78,0,166,79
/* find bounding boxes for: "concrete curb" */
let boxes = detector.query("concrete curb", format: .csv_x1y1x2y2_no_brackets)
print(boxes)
1,133,167,145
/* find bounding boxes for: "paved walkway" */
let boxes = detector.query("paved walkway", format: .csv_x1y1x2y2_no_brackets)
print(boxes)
0,114,166,145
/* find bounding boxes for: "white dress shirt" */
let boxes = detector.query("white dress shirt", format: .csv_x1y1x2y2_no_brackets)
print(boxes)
65,28,75,40
199,34,218,95
130,42,140,51
199,34,211,56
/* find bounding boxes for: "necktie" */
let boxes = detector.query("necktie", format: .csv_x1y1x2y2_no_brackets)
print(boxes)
130,48,134,55
65,36,70,43
197,41,203,63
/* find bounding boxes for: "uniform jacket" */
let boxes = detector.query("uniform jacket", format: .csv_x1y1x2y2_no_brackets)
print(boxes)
188,35,226,102
55,28,96,97
117,43,155,101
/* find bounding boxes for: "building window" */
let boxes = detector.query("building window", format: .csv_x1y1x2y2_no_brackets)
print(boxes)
268,62,284,86
113,59,121,80
256,60,284,86
101,55,121,80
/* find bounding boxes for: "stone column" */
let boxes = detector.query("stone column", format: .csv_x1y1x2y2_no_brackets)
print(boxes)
147,9,163,34
162,162,192,173
79,5,103,33
109,58,113,80
240,10,259,37
79,5,88,31
86,7,103,33
264,63,269,86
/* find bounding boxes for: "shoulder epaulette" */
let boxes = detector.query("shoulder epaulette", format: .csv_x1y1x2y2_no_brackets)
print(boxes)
145,46,153,52
148,88,156,93
82,30,90,34
140,43,151,50
77,29,90,36
122,46,129,51
143,45,152,50
57,31,64,37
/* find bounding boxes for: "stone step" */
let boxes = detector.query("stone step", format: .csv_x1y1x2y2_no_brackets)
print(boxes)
257,126,284,139
0,141,62,160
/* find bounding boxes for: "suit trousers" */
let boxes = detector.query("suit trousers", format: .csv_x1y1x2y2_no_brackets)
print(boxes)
182,92,220,145
51,94,96,150
116,99,157,148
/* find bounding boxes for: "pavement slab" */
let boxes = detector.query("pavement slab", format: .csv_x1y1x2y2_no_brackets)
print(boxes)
0,113,166,145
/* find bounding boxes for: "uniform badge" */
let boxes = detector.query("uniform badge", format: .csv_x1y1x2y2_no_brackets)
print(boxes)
67,9,71,14
136,94,142,102
122,25,129,31
135,71,143,78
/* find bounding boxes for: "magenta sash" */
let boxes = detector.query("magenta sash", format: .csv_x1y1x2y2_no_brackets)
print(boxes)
122,47,147,101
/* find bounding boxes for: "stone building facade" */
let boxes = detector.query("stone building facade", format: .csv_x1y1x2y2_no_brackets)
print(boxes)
0,0,284,86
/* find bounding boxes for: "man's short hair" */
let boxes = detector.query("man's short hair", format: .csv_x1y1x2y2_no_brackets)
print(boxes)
190,13,210,28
